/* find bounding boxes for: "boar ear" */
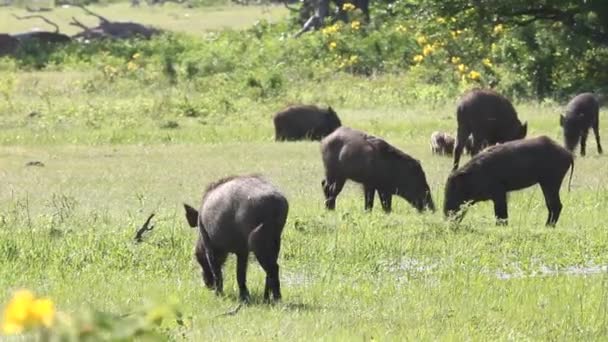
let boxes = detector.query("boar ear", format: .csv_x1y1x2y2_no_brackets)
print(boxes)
559,115,564,127
183,203,199,228
328,106,335,114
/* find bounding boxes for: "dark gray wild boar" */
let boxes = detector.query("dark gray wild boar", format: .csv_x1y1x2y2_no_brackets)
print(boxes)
183,175,289,302
453,89,527,170
321,126,435,212
430,131,473,156
274,105,341,141
560,92,602,156
444,136,573,227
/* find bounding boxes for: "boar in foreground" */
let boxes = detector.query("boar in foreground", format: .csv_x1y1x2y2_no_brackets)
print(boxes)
184,175,289,302
444,136,574,227
560,92,603,156
430,131,474,156
274,104,341,141
453,89,527,170
321,126,435,212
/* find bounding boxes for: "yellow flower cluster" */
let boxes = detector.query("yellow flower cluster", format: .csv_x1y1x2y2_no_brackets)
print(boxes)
468,70,481,80
103,65,118,75
2,290,55,334
451,56,461,64
482,58,493,68
395,24,407,33
451,29,463,39
422,44,434,56
457,63,467,73
127,61,139,71
338,55,359,69
321,23,341,35
416,36,427,45
328,41,337,50
342,3,356,11
351,20,361,31
436,17,446,24
413,54,424,63
132,52,141,59
493,24,504,34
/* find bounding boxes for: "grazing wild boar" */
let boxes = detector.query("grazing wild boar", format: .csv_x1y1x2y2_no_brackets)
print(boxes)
430,131,474,156
274,105,341,141
444,136,574,227
560,92,603,156
321,126,435,212
183,175,289,302
453,89,528,170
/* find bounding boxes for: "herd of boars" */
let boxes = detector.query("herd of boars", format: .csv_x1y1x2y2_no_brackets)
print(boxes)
183,88,602,301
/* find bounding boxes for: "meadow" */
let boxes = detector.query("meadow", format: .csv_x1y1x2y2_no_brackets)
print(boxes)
2,3,608,341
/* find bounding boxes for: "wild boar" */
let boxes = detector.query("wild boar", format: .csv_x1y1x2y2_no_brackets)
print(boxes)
184,175,289,302
274,105,341,141
321,126,435,212
453,89,527,170
560,92,603,156
430,131,474,156
444,136,574,227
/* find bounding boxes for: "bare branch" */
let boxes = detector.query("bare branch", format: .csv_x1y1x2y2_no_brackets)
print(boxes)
283,0,299,12
12,13,60,33
69,16,90,31
74,4,109,23
134,213,155,243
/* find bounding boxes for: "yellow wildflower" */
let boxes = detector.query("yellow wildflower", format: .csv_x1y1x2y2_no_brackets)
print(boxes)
493,24,504,34
491,43,498,52
413,54,424,63
416,36,427,45
351,20,361,30
422,44,434,56
451,56,461,64
342,3,356,11
132,52,141,59
328,41,337,50
395,25,407,33
349,55,359,64
2,290,55,335
482,58,493,68
468,70,481,80
436,17,446,24
321,23,340,35
457,63,467,73
127,61,138,71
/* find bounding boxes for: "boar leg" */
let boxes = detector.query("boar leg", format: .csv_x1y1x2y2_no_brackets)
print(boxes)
580,129,589,156
323,178,346,210
453,127,470,170
207,250,227,296
593,120,603,154
250,224,282,301
195,241,215,289
378,191,393,213
363,185,375,211
492,191,508,225
540,182,563,227
236,252,250,302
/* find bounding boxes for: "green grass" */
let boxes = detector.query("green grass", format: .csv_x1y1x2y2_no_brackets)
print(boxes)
2,4,608,340
0,3,287,34
3,102,608,340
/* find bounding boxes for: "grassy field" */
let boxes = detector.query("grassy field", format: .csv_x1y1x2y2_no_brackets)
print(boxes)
2,4,608,341
0,3,287,34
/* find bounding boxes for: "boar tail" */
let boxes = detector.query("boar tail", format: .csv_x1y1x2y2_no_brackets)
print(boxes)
568,159,574,192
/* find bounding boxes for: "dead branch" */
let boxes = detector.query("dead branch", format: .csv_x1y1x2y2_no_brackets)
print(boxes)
283,0,299,12
134,213,155,243
12,13,60,33
69,16,90,31
74,4,109,23
214,304,243,318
